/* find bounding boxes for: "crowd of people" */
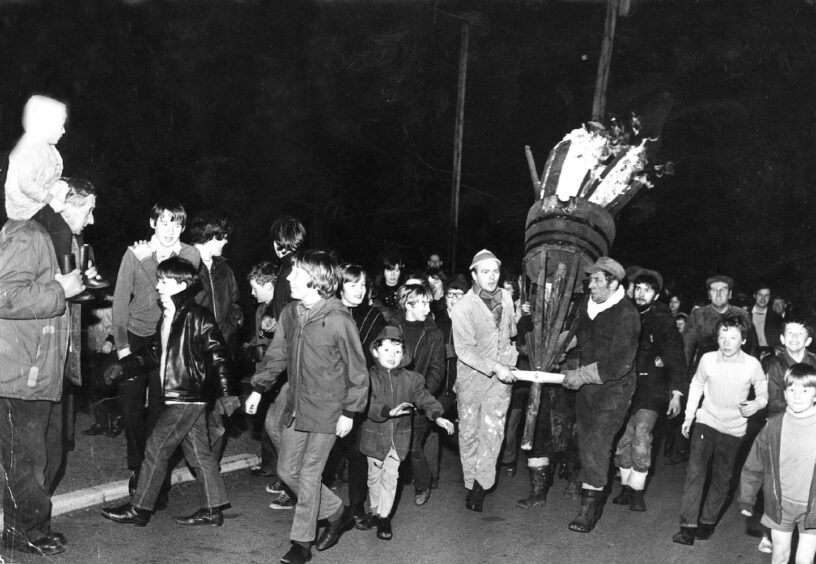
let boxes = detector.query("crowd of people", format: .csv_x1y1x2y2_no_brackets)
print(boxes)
1,94,816,564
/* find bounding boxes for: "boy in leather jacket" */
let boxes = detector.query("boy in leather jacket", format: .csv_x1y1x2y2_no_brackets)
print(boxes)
101,257,240,528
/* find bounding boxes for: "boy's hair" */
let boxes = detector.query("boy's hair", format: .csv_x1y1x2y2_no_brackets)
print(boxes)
782,316,813,338
186,212,232,244
426,267,448,285
157,256,198,287
248,261,278,286
293,250,339,298
151,201,187,228
380,251,404,271
374,337,405,352
783,362,816,388
340,263,369,287
62,177,96,206
716,314,748,340
397,283,432,311
270,215,306,254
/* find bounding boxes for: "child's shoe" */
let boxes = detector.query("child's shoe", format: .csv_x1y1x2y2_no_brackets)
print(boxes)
269,491,296,510
375,516,392,540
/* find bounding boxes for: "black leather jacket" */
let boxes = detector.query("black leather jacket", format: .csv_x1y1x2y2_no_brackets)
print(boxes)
120,288,233,403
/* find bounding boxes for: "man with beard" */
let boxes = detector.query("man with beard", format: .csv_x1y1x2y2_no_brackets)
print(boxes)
612,269,686,512
451,249,518,513
560,257,640,533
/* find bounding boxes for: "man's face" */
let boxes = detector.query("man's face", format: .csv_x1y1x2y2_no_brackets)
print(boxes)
472,260,500,292
588,271,617,304
780,323,812,355
151,212,184,249
156,276,187,300
405,297,430,323
717,326,745,358
341,277,367,308
250,279,275,304
374,339,404,370
384,265,401,287
287,265,314,301
428,254,442,269
784,382,816,415
708,282,731,309
754,289,771,309
61,195,95,235
634,283,657,307
773,298,787,315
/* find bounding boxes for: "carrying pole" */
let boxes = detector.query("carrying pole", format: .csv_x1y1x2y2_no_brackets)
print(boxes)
591,0,619,121
449,21,469,272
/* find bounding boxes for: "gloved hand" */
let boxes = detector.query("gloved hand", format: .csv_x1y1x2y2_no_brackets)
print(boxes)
215,396,241,417
561,363,602,390
103,362,125,386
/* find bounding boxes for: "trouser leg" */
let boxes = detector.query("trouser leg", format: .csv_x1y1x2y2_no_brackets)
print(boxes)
699,428,741,525
180,406,229,508
410,415,432,491
679,423,716,527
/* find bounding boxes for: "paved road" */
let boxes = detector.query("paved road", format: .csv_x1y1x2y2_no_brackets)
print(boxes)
3,445,770,564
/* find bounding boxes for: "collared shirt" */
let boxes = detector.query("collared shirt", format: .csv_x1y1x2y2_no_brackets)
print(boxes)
150,235,182,263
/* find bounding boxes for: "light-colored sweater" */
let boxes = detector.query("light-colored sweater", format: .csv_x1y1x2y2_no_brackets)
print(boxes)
684,350,767,437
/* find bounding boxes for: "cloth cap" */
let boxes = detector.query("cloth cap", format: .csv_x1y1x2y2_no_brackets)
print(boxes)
584,256,626,281
469,249,501,270
448,274,470,293
705,275,734,290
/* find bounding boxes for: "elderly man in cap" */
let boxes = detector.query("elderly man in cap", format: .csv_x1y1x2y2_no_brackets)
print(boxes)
560,256,640,533
451,249,518,513
668,274,757,465
611,267,686,512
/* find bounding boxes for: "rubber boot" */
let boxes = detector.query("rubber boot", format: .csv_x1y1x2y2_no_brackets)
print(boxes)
629,489,646,512
568,488,606,533
628,469,647,512
516,465,550,509
466,481,485,512
612,485,632,505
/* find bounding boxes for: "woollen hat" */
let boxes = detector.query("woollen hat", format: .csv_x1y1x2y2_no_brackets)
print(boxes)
584,256,626,281
705,275,734,290
469,249,501,270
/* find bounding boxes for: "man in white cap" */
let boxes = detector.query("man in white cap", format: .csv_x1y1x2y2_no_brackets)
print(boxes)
561,256,640,533
451,249,518,513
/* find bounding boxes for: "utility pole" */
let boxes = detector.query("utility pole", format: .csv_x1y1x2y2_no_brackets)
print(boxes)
449,21,469,274
591,0,620,120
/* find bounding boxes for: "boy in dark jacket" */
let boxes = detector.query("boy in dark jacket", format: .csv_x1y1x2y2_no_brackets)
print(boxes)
739,363,816,564
101,257,240,528
360,326,454,540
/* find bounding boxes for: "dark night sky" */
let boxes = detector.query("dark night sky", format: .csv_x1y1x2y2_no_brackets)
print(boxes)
2,0,815,310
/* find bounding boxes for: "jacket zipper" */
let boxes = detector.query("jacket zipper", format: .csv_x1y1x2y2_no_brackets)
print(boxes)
207,266,218,322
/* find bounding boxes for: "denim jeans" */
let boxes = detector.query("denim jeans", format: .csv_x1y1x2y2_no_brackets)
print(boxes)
679,423,742,527
0,398,63,542
614,409,659,472
132,404,228,511
277,422,342,543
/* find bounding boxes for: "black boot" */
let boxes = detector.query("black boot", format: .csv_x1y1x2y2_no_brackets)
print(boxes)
568,488,606,533
672,526,696,545
280,542,313,564
466,481,485,512
375,515,393,540
516,465,551,509
174,507,223,526
612,485,632,505
629,489,646,512
100,503,151,526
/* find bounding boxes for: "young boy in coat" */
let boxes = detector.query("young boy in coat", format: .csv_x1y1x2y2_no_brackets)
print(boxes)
360,326,454,540
101,257,240,527
739,363,816,564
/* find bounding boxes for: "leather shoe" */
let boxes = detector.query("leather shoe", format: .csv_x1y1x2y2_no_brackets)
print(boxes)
249,464,276,477
695,523,715,540
672,526,695,545
3,535,65,556
280,542,312,564
174,507,223,526
375,516,393,540
315,507,354,551
45,530,67,545
101,502,151,526
414,489,430,506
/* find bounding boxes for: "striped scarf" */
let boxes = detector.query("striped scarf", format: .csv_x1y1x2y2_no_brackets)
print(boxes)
476,283,503,327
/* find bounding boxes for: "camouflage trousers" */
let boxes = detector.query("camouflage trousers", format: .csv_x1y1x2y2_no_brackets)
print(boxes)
456,387,511,490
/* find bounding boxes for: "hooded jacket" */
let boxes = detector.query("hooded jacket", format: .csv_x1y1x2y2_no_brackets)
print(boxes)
252,296,368,433
5,95,66,220
116,287,233,403
359,326,444,461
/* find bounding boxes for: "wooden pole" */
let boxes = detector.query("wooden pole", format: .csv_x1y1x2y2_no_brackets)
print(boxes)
448,21,469,272
591,0,619,121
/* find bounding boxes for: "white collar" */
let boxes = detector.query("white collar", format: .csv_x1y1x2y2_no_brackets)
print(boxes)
586,286,625,320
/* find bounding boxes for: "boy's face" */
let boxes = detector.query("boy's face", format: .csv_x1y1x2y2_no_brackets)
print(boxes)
151,212,184,248
717,326,745,358
405,297,430,323
373,339,404,370
156,276,187,300
250,279,275,304
273,241,287,259
288,265,318,302
675,317,686,333
784,381,816,415
49,117,66,144
341,277,366,308
780,323,812,355
384,265,401,287
207,237,228,257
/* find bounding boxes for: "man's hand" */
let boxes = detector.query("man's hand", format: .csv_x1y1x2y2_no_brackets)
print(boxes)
245,391,262,415
389,402,413,417
129,240,151,261
494,364,516,384
681,419,693,439
667,392,682,419
520,301,531,315
55,269,85,299
435,417,455,435
261,316,277,334
216,396,241,417
562,369,583,390
740,508,753,517
103,363,125,386
739,400,760,418
336,415,353,438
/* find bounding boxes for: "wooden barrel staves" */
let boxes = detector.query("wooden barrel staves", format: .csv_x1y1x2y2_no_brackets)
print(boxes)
519,195,616,451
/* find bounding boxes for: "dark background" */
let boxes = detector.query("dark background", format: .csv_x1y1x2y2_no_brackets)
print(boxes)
1,0,815,310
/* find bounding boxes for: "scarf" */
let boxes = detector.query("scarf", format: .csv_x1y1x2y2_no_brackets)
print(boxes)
475,282,503,327
586,285,625,320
